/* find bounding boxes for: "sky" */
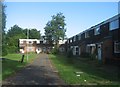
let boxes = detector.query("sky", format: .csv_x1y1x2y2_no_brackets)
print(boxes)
5,2,119,38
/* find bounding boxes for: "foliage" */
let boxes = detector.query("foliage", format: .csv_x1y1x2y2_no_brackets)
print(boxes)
6,25,41,53
44,12,66,48
23,28,41,39
51,46,59,54
0,2,7,56
29,29,40,39
49,54,120,85
2,53,38,80
1,45,8,56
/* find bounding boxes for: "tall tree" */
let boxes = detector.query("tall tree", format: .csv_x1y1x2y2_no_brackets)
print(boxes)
29,29,40,39
6,25,41,53
0,2,7,56
44,12,66,48
6,25,26,53
23,28,41,39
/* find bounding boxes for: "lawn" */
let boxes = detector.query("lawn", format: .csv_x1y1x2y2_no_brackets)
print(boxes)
1,53,38,80
49,54,120,85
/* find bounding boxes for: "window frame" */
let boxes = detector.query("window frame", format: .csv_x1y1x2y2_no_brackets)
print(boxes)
114,41,120,53
109,19,119,31
94,27,100,35
85,31,90,38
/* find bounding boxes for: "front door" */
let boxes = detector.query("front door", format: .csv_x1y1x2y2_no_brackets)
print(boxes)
98,44,102,60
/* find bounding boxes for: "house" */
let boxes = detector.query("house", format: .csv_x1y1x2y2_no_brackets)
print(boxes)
58,40,67,53
19,39,41,54
19,38,67,54
66,14,120,63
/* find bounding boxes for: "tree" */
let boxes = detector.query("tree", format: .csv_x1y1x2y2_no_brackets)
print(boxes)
6,25,41,53
29,29,40,39
0,2,7,56
6,25,26,53
44,12,66,48
23,28,41,39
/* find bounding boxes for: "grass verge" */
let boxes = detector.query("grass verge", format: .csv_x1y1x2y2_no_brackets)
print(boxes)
1,53,38,80
49,54,120,85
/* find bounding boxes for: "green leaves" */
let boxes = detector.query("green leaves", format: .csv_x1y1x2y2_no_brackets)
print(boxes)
6,25,41,53
44,12,67,45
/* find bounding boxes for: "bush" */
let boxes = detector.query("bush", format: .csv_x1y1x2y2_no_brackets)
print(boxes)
1,45,8,56
7,46,18,53
51,47,59,54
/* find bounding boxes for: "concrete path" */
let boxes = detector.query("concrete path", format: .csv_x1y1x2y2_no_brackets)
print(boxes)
2,53,65,85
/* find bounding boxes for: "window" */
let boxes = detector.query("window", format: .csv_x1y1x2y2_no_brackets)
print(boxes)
67,40,69,44
95,27,100,35
114,41,120,53
40,41,43,44
81,33,85,39
29,41,32,44
110,19,119,30
85,31,89,38
78,34,81,40
73,36,76,42
20,41,23,44
70,39,72,43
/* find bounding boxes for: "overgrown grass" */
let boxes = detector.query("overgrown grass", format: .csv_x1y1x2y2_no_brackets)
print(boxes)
49,54,120,85
1,53,38,80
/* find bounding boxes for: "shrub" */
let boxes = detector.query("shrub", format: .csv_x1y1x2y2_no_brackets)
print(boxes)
7,46,18,53
1,45,8,56
51,47,59,54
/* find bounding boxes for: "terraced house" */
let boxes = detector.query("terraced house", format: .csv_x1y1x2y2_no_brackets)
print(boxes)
66,14,120,63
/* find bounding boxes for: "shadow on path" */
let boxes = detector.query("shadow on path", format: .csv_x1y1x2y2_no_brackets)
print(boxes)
2,54,65,85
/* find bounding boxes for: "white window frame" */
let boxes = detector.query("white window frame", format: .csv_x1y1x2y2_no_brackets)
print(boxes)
73,36,76,42
78,34,81,40
85,31,89,38
94,27,100,35
67,40,69,44
110,19,119,30
70,39,71,43
114,41,120,53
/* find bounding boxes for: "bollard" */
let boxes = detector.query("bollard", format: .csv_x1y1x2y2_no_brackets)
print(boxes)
21,54,25,63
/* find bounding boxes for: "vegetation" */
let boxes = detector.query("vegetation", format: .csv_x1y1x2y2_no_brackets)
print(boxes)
49,54,120,85
6,25,41,53
0,2,8,56
1,53,38,80
44,12,67,49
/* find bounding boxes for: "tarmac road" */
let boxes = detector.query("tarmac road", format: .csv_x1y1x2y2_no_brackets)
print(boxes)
2,53,65,85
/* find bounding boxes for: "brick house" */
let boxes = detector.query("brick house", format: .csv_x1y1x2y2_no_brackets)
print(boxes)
19,39,42,53
66,14,120,63
19,38,67,54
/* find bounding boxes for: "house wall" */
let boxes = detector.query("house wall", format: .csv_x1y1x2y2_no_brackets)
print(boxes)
65,14,120,63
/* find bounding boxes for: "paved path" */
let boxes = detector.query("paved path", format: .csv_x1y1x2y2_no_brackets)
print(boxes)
2,53,65,85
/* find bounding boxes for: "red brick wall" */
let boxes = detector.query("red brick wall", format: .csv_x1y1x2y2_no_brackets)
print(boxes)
102,39,113,63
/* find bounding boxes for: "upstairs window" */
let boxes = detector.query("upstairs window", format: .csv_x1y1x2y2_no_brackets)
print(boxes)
73,36,76,42
114,41,120,53
20,41,23,44
78,34,81,40
67,40,69,44
110,19,119,30
85,31,89,38
70,39,72,43
94,27,100,35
